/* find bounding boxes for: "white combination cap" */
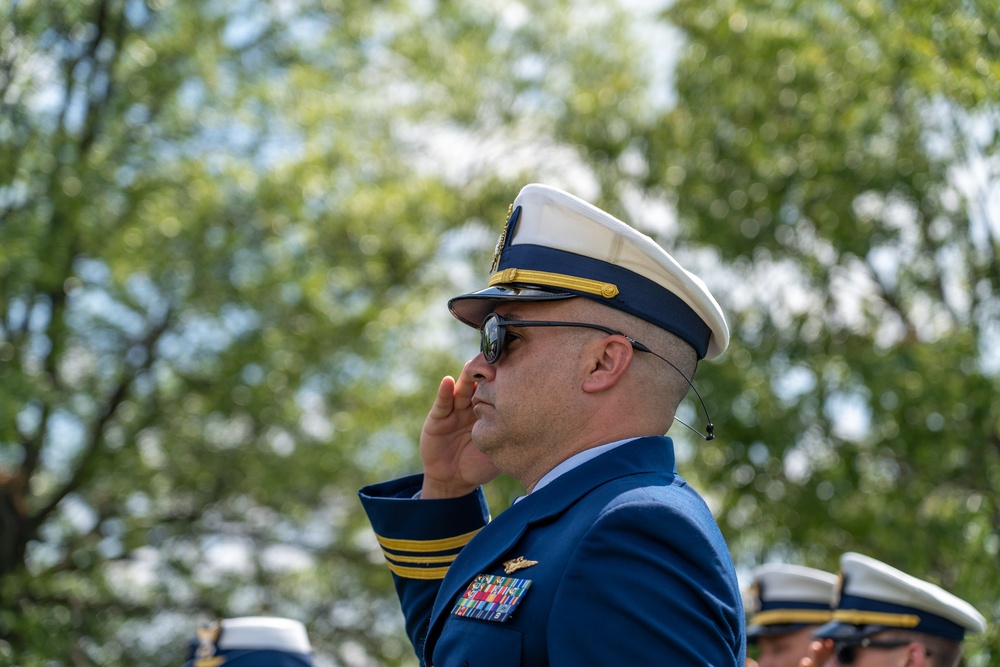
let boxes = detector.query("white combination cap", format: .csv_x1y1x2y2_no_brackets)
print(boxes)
448,184,730,360
216,617,312,652
814,552,987,642
745,563,838,640
185,616,313,666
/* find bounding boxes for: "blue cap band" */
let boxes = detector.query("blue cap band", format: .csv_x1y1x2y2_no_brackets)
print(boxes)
185,647,313,666
497,242,713,358
837,593,968,641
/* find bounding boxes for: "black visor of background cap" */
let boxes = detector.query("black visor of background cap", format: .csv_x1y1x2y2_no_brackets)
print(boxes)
447,184,730,360
184,616,313,667
812,552,987,643
744,563,839,642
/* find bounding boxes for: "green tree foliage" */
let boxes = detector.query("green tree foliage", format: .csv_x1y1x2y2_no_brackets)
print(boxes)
649,0,999,661
0,0,654,664
4,0,997,664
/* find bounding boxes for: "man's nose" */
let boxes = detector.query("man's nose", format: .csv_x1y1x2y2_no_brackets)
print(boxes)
465,351,495,382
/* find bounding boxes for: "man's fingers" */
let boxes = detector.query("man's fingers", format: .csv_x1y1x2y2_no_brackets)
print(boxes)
425,363,478,428
452,361,476,410
798,639,830,667
426,376,457,419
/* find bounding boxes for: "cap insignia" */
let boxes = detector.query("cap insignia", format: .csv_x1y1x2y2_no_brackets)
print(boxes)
195,621,225,667
747,582,761,614
490,203,516,273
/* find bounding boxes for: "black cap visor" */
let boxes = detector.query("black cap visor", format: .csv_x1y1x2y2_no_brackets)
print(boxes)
448,285,576,328
812,621,889,641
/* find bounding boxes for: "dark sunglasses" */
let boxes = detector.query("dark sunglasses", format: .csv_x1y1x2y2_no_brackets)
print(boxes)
479,312,651,364
833,638,918,664
477,311,717,441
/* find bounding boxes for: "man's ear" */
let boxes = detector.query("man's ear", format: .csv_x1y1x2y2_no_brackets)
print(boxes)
581,335,634,393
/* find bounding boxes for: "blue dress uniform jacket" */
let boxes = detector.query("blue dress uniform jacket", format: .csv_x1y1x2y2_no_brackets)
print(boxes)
359,436,746,667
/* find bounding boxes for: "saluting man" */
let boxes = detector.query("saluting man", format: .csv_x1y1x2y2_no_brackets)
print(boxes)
799,552,987,667
359,184,745,666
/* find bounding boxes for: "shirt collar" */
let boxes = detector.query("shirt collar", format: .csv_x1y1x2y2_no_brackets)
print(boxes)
528,437,640,496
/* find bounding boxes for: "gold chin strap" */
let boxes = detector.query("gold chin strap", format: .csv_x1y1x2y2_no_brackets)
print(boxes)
832,609,922,627
750,609,834,626
489,268,619,299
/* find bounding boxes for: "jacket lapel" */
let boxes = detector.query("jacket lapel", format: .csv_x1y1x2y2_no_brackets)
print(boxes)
423,436,676,662
425,489,535,642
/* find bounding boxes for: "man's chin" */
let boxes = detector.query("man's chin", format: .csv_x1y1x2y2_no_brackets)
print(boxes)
470,423,500,454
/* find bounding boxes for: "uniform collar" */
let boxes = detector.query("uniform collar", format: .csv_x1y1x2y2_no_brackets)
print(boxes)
525,437,640,497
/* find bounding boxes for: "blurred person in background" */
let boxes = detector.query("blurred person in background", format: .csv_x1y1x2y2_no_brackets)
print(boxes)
182,616,312,666
744,563,838,667
798,552,986,667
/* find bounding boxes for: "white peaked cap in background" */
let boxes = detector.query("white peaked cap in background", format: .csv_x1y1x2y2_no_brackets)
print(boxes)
215,617,312,653
745,563,838,639
814,552,986,641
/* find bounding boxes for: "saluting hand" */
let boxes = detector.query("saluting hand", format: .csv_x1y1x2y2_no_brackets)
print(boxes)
798,639,833,667
420,361,500,498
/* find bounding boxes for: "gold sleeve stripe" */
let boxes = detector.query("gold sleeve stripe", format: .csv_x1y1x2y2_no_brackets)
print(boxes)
832,610,921,627
384,552,458,565
375,528,481,552
489,268,619,299
386,561,451,580
750,609,833,626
